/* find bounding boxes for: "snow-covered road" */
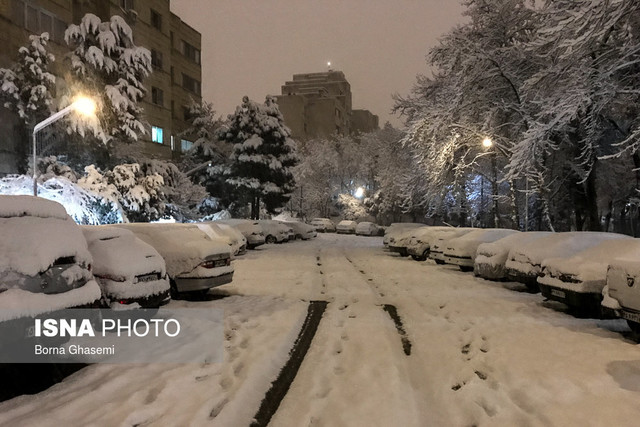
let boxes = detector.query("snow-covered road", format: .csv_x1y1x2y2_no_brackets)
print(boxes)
2,233,640,426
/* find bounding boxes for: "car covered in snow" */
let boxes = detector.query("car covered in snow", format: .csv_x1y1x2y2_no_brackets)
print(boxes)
310,218,336,232
388,226,431,256
0,196,102,328
113,223,234,296
407,227,469,261
217,223,248,255
355,221,379,236
604,258,640,332
505,232,629,291
537,238,638,314
216,219,265,249
197,222,245,256
429,228,475,264
280,221,317,240
336,220,358,234
81,226,170,308
383,223,426,247
257,220,291,243
474,232,552,280
443,229,520,271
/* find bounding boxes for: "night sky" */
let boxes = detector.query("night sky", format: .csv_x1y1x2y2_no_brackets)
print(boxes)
170,0,466,127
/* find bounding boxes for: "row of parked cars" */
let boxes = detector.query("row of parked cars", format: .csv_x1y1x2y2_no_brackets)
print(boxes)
385,223,640,333
309,218,383,236
0,196,319,327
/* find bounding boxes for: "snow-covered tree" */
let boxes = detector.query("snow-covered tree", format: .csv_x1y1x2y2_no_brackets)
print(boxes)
78,163,164,222
0,33,55,172
219,96,298,219
64,14,152,150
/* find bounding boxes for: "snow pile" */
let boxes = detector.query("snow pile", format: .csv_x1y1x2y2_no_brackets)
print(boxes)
81,225,169,300
539,239,640,294
0,175,124,224
445,229,519,258
475,231,552,279
505,232,630,277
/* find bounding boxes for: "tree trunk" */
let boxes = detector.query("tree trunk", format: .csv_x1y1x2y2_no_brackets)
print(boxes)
509,180,519,230
584,159,600,231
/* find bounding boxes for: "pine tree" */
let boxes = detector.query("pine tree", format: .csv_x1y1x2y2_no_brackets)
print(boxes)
219,96,297,219
64,13,152,163
0,33,55,172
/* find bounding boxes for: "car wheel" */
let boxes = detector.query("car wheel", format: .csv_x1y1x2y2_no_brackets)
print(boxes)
434,259,445,265
266,235,276,244
459,265,473,272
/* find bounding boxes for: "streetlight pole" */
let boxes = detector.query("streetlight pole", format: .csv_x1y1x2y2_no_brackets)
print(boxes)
32,97,96,196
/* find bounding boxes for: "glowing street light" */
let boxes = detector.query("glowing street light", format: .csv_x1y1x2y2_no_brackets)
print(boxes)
33,96,97,196
482,137,493,148
355,187,365,199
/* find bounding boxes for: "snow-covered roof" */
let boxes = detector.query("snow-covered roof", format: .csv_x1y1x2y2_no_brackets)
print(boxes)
0,194,68,220
542,238,640,284
508,232,630,266
444,229,519,257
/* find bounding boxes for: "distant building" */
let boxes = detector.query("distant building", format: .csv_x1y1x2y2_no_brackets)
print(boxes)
275,70,378,141
0,0,201,175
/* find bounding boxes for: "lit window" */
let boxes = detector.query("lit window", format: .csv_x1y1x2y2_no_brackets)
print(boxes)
181,139,193,152
151,126,163,144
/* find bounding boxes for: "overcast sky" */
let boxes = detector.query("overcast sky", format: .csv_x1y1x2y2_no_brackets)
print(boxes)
170,1,466,127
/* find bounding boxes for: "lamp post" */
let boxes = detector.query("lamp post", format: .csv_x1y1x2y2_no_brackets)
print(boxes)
32,96,97,196
482,137,499,228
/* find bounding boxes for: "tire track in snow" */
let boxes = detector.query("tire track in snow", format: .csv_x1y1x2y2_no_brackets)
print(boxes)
250,300,328,427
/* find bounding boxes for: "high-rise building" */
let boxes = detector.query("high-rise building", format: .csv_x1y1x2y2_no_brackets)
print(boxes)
275,70,378,141
0,0,201,175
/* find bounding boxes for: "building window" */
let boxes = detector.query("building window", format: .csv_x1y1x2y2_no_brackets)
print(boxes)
181,40,201,64
182,74,201,95
151,87,163,106
150,9,162,31
181,139,193,152
151,49,163,69
151,126,163,144
11,0,25,27
26,4,38,32
120,0,134,10
182,106,191,121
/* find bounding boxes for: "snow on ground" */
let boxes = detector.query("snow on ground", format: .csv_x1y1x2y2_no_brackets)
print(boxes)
2,234,640,426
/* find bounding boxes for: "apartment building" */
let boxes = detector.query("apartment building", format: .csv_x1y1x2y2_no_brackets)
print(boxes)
275,70,378,142
0,0,202,174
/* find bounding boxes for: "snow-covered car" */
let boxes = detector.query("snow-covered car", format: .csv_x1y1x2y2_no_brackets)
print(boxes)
355,222,379,236
113,223,234,295
257,220,290,243
383,223,426,247
537,238,638,314
474,232,552,280
0,196,102,325
429,229,475,264
217,223,248,255
336,220,357,234
281,221,317,240
310,218,336,232
216,219,265,249
505,232,629,291
197,222,244,256
443,229,520,271
407,227,469,261
604,258,640,331
388,225,431,256
81,226,170,308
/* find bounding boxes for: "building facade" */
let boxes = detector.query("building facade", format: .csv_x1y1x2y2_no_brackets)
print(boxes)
275,70,378,142
0,0,201,175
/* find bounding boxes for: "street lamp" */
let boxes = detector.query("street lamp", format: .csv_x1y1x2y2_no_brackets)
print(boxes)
32,96,97,196
355,187,365,199
482,137,493,148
